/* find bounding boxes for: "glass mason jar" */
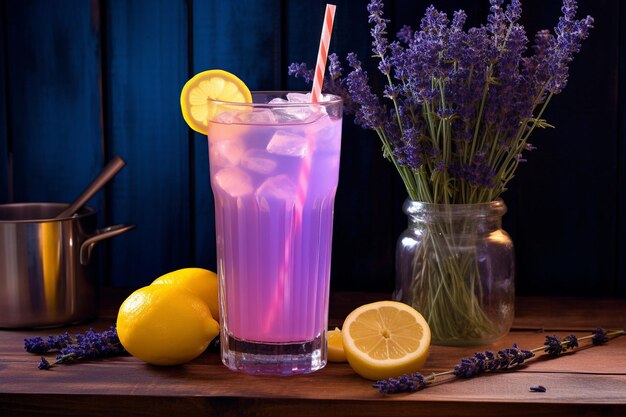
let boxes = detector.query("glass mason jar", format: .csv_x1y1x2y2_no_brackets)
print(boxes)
393,199,515,346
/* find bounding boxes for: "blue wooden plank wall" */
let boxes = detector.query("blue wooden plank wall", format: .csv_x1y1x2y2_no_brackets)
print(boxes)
104,0,191,286
0,1,7,203
4,0,104,207
0,0,624,296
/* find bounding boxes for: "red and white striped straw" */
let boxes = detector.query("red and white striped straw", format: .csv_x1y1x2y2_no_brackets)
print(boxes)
311,4,336,103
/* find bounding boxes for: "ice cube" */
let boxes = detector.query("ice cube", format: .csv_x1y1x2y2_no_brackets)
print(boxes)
215,111,240,124
272,106,313,123
302,110,325,125
273,93,312,122
241,149,277,175
311,124,341,153
269,97,288,104
255,175,298,210
238,109,276,124
286,92,334,103
271,93,332,122
266,131,309,157
286,92,312,103
213,167,253,197
210,138,245,167
213,109,277,125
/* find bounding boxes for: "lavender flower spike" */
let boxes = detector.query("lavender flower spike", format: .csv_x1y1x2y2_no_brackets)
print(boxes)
544,334,578,357
37,357,51,370
367,0,390,72
345,53,385,129
24,337,48,355
24,332,72,354
287,62,313,84
454,344,534,378
591,327,609,345
544,335,564,356
373,372,427,394
26,326,127,370
564,334,579,349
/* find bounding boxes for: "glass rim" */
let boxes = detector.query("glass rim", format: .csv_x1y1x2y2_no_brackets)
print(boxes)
207,91,343,107
403,198,507,217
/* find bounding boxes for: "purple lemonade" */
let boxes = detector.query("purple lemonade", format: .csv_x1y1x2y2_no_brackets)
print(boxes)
207,92,342,375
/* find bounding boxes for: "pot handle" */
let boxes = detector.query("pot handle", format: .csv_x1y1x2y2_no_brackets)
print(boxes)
80,224,135,265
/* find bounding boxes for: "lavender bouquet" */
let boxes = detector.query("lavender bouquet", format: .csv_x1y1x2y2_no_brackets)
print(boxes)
291,0,593,344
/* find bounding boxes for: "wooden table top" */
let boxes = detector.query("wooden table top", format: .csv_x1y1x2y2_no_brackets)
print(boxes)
1,290,625,417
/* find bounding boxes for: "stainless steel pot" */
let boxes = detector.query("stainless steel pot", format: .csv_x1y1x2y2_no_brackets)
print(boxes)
0,202,134,328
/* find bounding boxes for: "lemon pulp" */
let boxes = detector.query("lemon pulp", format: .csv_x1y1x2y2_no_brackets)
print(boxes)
327,327,347,363
341,301,431,380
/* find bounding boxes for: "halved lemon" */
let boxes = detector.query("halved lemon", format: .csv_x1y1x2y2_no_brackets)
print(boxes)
342,301,431,380
327,327,347,362
180,69,252,134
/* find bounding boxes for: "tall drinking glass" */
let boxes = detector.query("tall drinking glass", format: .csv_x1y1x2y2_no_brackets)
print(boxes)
206,92,343,375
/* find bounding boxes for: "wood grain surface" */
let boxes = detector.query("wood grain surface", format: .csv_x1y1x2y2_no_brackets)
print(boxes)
1,292,625,417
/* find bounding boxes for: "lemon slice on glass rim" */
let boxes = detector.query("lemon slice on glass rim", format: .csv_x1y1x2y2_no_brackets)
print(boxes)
180,69,252,134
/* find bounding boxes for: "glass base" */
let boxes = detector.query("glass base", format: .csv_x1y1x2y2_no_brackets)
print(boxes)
221,332,326,375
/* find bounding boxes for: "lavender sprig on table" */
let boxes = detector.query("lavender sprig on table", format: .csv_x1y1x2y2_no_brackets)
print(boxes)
24,332,73,355
452,343,533,378
24,326,127,370
372,328,624,394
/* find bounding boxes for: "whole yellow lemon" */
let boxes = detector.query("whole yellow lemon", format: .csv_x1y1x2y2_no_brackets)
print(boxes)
151,267,220,321
117,285,220,366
